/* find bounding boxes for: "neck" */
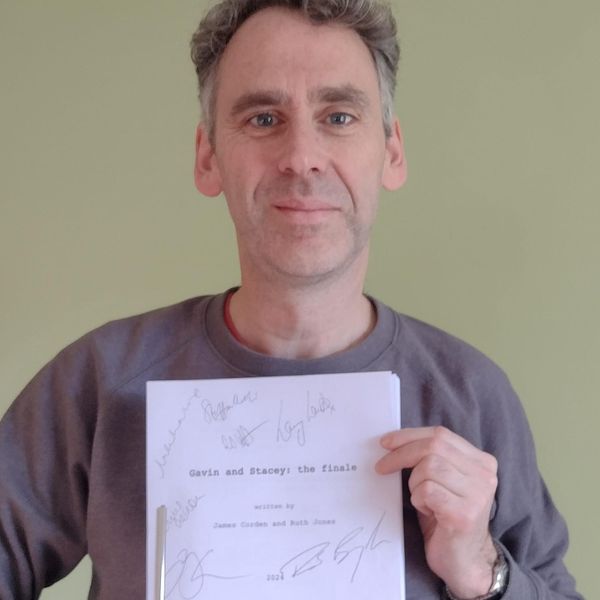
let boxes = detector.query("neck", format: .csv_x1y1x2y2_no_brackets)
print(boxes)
228,275,375,360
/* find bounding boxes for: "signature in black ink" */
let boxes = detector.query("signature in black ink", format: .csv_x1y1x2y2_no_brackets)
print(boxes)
221,420,268,450
305,390,336,422
166,548,248,599
201,391,257,424
333,512,390,582
278,512,390,583
155,396,193,479
166,495,205,531
279,542,330,578
276,399,306,446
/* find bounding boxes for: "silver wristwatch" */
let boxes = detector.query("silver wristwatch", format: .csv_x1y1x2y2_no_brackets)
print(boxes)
444,542,509,600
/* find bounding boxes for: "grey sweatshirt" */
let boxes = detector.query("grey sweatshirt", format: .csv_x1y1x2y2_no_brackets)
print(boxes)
0,292,583,599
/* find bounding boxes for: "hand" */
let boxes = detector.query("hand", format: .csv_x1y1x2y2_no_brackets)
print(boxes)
375,426,499,598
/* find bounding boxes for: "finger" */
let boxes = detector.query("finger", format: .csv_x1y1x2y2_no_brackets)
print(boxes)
410,477,496,532
376,431,472,475
410,478,469,525
381,426,477,455
407,453,497,501
378,426,496,472
380,426,436,449
408,453,469,497
375,437,451,474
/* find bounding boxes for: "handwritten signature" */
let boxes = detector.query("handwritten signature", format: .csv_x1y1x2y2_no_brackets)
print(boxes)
166,548,248,599
279,512,390,583
305,391,335,422
154,397,193,479
221,420,269,450
276,391,336,447
201,391,257,424
166,495,204,531
276,398,306,446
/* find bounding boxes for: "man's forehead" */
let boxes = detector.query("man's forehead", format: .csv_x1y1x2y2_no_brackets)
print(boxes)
225,5,352,44
222,9,373,70
214,7,380,109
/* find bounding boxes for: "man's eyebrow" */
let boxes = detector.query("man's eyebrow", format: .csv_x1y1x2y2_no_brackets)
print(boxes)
310,85,370,110
229,85,371,117
230,90,290,116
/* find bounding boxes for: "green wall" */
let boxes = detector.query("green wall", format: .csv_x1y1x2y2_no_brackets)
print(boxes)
0,1,597,597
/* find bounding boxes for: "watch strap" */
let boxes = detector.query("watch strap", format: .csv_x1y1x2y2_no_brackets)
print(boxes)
443,542,509,600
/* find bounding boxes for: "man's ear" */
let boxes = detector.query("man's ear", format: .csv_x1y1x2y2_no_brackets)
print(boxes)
382,118,407,191
194,124,223,197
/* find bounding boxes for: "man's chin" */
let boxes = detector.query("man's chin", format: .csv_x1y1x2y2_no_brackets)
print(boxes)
261,250,364,289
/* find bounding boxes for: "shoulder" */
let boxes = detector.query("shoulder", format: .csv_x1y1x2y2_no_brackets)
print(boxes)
38,294,217,394
399,312,504,380
375,301,526,442
377,300,509,388
87,295,209,354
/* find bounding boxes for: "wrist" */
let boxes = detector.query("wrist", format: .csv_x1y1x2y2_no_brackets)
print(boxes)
443,542,509,600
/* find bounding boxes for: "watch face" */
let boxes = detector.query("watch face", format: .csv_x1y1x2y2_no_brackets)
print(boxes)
489,545,509,594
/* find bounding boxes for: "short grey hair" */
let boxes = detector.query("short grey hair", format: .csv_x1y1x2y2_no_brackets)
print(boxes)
190,0,399,142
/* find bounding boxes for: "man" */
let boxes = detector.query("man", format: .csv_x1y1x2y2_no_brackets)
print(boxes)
0,1,583,599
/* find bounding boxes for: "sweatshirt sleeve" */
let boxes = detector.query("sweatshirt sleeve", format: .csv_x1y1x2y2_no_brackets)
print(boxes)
0,341,96,598
482,373,583,600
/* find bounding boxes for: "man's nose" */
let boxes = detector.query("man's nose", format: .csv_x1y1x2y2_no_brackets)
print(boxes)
276,121,327,176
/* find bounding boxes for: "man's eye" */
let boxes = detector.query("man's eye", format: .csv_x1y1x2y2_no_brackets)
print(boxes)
328,112,354,126
249,113,278,128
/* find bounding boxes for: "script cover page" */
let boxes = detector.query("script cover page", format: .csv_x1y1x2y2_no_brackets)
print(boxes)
146,371,404,600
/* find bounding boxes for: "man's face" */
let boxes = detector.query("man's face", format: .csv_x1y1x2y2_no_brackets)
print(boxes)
195,7,405,285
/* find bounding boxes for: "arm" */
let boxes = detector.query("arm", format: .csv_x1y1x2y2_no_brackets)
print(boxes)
0,345,94,597
375,416,582,599
376,426,500,598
